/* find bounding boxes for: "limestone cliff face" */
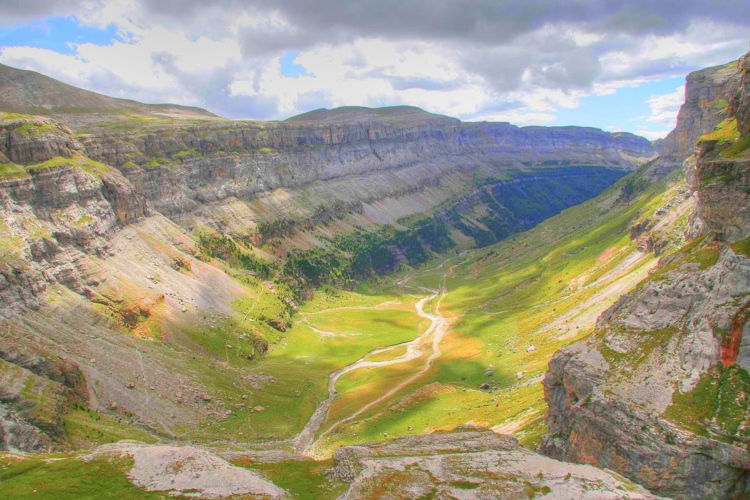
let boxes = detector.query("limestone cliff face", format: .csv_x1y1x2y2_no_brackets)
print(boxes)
687,50,750,242
0,154,147,313
654,60,741,176
0,109,652,315
73,113,652,222
542,51,750,499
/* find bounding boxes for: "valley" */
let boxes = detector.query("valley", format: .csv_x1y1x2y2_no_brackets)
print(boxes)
0,46,748,499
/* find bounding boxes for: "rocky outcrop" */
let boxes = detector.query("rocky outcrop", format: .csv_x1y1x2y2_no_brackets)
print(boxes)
542,49,750,499
87,442,286,498
653,59,741,177
0,117,80,165
329,428,661,499
0,161,130,314
0,353,86,452
542,244,750,498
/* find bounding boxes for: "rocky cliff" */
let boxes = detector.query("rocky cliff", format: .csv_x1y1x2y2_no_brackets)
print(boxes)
542,51,750,499
653,60,741,177
72,108,651,223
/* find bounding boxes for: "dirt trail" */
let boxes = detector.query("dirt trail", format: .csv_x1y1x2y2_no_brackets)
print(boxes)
294,261,461,456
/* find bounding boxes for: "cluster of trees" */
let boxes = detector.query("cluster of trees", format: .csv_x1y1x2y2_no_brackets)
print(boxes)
283,218,455,288
197,233,273,279
254,200,364,241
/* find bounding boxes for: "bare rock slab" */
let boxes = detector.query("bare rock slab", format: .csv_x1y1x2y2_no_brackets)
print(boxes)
329,429,663,499
89,442,286,499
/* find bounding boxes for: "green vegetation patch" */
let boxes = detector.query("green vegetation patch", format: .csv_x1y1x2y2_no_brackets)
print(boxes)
0,112,36,120
666,366,750,440
712,99,729,109
688,246,721,270
598,326,678,368
0,162,28,180
172,149,201,160
142,157,172,169
730,236,750,257
25,156,72,172
721,135,750,158
243,459,347,499
25,155,111,177
700,117,740,145
15,121,60,137
63,408,158,448
73,215,93,227
0,453,160,499
197,232,273,279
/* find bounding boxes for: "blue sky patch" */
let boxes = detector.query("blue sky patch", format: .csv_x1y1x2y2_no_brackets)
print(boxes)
552,76,685,135
280,52,310,78
0,16,121,55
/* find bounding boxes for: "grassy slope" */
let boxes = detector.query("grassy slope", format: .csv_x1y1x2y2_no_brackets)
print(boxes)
211,163,683,456
0,453,162,499
304,166,686,454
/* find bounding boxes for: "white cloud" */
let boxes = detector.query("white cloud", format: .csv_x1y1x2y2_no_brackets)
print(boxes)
646,85,685,127
0,3,748,131
634,129,669,141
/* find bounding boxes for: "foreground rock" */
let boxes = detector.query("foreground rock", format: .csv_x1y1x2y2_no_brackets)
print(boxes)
330,429,661,499
87,442,286,499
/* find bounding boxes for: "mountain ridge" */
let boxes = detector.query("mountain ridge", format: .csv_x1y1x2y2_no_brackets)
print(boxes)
0,62,219,122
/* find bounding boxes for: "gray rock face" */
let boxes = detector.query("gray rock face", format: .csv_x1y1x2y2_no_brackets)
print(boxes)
656,60,740,167
686,51,750,243
87,442,287,498
330,429,663,499
0,117,80,165
71,115,653,220
542,248,750,499
542,49,750,500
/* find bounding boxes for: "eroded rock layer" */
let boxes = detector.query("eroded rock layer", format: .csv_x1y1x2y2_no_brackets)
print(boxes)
542,50,750,499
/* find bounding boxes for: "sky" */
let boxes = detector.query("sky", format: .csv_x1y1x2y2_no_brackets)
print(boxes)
0,1,749,139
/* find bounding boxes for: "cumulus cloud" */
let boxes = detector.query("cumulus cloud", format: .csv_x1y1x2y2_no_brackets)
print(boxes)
646,85,686,128
0,0,748,127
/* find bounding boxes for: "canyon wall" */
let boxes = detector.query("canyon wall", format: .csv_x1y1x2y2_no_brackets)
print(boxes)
542,51,750,499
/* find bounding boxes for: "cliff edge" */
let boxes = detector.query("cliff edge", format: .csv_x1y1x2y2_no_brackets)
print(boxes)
542,50,750,499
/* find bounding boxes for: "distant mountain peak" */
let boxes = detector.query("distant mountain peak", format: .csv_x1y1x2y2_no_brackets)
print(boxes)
284,105,456,123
